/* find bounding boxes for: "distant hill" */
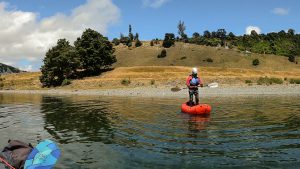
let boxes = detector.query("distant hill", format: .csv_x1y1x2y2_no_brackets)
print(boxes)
0,63,21,74
114,42,299,71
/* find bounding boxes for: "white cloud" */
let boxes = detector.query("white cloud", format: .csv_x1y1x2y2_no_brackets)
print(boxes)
0,0,120,71
143,0,170,8
246,26,261,35
20,65,33,72
272,7,289,15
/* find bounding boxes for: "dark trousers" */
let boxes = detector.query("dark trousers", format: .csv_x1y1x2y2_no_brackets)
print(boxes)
189,89,199,105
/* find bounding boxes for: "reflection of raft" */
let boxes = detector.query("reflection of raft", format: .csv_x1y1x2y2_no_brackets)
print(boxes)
181,102,212,115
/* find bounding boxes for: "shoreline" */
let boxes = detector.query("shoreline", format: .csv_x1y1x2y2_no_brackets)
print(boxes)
1,85,300,98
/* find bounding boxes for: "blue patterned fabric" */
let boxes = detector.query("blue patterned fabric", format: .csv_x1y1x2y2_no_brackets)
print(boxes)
24,140,60,169
190,77,199,86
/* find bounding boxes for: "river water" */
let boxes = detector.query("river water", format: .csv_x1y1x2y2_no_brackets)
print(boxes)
0,93,300,169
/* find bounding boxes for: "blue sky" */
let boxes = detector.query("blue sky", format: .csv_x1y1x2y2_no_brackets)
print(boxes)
0,0,299,70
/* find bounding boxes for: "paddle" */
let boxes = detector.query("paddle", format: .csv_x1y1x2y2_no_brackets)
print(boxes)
171,82,218,92
24,139,61,169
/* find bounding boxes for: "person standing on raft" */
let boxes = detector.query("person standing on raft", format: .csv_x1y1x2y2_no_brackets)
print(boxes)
186,67,203,106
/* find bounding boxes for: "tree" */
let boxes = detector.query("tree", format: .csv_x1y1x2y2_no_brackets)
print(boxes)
162,33,175,48
112,38,120,46
217,29,227,46
288,29,295,36
192,32,200,38
135,39,142,47
250,30,258,36
203,30,211,38
150,40,154,46
191,32,202,44
134,33,139,41
177,20,186,40
211,31,217,38
74,28,116,76
228,32,235,39
40,39,79,87
129,25,134,41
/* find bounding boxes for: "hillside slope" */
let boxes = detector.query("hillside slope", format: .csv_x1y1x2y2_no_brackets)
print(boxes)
0,63,20,74
114,42,299,71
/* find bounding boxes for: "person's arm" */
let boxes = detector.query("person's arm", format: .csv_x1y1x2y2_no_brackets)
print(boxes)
186,76,194,88
198,77,203,87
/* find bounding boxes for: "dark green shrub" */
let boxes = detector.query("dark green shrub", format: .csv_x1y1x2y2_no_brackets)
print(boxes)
135,39,142,47
162,33,175,48
206,58,213,62
150,80,155,85
245,80,252,84
61,79,71,86
269,77,283,84
180,56,186,60
0,77,4,88
158,49,167,58
288,56,296,62
290,78,300,84
257,77,283,85
150,40,154,46
161,49,167,57
112,38,120,46
121,79,131,85
253,59,260,66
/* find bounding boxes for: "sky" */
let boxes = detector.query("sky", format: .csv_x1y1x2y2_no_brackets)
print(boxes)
0,0,299,71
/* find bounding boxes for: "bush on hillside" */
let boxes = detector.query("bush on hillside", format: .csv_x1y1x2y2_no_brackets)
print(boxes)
0,76,3,88
288,56,296,63
206,58,213,62
112,38,120,46
162,33,175,48
135,39,142,47
257,77,283,85
252,59,260,66
121,78,131,85
61,79,72,86
150,40,154,46
245,80,252,84
290,78,300,84
158,49,167,58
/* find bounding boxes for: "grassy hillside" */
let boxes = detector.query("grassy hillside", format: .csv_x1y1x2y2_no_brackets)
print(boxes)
0,63,21,74
1,66,300,90
114,42,299,71
1,42,299,90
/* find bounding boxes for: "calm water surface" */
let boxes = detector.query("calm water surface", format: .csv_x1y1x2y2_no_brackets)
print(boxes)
0,94,300,169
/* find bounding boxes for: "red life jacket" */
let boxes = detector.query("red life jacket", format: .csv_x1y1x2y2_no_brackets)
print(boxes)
186,75,202,88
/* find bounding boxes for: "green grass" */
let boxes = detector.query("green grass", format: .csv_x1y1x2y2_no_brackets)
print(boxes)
290,78,300,84
61,79,72,86
245,80,252,84
121,78,131,85
257,77,283,85
150,79,155,85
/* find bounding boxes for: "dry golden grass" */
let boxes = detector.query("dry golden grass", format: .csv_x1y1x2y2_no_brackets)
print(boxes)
1,42,299,90
114,42,300,72
2,66,299,90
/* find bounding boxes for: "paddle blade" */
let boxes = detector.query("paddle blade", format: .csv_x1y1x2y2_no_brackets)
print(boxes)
24,140,60,169
207,82,218,88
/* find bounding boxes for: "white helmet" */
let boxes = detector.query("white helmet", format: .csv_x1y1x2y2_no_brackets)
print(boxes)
192,67,198,75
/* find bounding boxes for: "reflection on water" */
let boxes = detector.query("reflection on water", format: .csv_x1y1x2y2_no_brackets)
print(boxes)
0,93,300,168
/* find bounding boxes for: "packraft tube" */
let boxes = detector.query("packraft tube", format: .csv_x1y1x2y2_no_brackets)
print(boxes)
181,102,211,115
